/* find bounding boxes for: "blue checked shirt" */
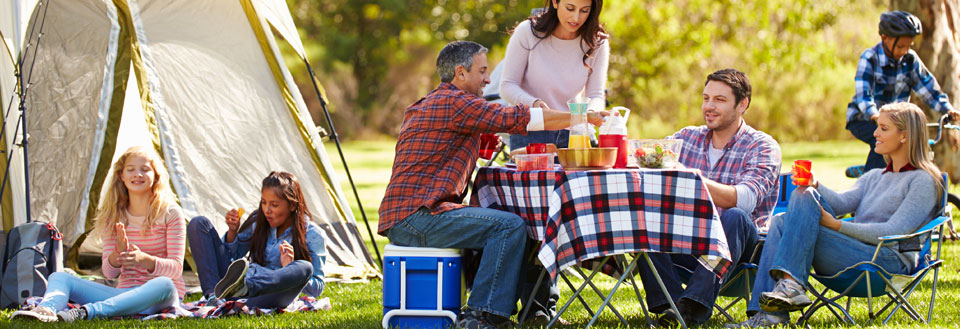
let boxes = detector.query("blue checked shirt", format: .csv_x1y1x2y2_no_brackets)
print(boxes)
669,121,781,230
847,42,955,122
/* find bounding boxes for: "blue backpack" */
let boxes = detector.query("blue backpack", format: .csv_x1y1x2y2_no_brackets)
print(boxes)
0,222,63,309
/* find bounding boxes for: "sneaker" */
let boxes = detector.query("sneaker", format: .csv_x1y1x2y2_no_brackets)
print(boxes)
724,313,787,328
759,279,811,312
458,308,515,329
10,306,57,322
215,258,249,298
520,312,570,327
56,306,88,323
656,300,703,328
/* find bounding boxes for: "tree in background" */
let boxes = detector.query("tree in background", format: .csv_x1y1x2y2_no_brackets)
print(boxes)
289,0,540,138
603,0,881,142
891,0,960,182
288,0,888,143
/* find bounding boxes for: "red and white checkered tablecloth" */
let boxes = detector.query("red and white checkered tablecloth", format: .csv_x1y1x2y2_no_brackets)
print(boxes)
473,167,732,280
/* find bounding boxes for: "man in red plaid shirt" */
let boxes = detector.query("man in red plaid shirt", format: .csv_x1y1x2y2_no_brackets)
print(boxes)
379,41,605,329
637,69,782,328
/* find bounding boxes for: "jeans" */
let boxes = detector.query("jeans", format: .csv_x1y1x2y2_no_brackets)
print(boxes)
637,208,759,325
187,216,231,297
38,272,178,319
386,207,527,318
187,216,315,308
511,130,580,152
846,120,886,171
747,188,910,318
518,238,559,318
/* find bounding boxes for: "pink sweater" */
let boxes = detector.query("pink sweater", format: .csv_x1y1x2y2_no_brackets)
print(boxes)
101,206,186,298
500,19,609,113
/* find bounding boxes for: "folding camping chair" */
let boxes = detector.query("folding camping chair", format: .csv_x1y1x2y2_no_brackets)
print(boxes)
772,173,794,216
671,234,764,322
797,173,949,326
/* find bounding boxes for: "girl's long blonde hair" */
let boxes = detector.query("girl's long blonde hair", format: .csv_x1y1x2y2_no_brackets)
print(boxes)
94,146,178,237
880,102,945,201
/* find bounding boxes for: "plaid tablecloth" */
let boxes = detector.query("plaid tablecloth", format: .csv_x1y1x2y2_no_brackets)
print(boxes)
474,167,732,280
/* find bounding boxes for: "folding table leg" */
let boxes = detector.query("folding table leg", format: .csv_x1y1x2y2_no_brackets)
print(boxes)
569,266,628,326
560,271,596,318
620,255,653,326
583,254,640,328
641,252,688,329
549,256,612,328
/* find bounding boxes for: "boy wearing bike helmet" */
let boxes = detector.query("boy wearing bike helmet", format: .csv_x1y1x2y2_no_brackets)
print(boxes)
845,11,959,177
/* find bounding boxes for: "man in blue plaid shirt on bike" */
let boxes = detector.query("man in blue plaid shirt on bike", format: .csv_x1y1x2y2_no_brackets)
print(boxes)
846,11,960,177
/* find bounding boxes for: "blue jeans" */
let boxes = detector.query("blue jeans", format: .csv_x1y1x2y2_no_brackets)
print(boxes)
511,130,574,151
846,120,886,171
386,207,527,318
747,188,910,318
187,216,314,308
38,272,178,319
637,208,759,324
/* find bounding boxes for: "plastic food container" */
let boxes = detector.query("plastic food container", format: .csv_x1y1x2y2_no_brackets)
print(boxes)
514,153,554,171
629,139,683,169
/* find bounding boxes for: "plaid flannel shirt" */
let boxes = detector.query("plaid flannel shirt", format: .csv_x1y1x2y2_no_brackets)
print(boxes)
378,83,530,234
669,121,781,229
846,42,955,122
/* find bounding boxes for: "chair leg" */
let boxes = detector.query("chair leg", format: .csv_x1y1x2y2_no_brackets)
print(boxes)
928,265,941,323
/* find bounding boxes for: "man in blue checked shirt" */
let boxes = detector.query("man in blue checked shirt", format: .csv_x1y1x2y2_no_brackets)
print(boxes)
846,11,959,176
637,68,782,328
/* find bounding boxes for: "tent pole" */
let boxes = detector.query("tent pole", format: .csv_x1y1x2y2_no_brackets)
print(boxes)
304,61,382,266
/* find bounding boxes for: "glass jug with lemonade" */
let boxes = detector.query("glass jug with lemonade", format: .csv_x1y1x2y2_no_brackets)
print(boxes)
567,96,592,149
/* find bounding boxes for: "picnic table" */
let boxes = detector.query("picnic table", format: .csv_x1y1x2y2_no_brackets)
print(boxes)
473,166,732,328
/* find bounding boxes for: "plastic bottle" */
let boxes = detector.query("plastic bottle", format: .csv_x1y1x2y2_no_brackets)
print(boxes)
598,106,630,168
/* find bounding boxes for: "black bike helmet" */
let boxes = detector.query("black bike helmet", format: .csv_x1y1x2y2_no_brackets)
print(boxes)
879,11,922,37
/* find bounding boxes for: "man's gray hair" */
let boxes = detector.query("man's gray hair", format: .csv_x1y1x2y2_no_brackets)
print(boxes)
436,41,488,83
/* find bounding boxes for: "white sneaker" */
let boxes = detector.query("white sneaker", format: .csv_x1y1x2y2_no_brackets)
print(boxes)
725,313,787,328
10,306,58,322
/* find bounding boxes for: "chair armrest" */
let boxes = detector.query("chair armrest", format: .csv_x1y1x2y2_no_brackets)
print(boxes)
878,216,950,242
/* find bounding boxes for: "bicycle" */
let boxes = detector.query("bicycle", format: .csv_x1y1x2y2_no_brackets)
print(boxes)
845,114,960,239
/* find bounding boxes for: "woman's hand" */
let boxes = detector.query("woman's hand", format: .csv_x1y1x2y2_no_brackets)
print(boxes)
279,241,295,267
818,206,842,230
532,100,551,111
586,110,611,127
118,244,156,272
225,208,241,243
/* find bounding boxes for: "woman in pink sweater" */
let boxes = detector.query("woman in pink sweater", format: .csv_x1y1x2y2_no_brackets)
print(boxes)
11,146,185,322
500,0,610,151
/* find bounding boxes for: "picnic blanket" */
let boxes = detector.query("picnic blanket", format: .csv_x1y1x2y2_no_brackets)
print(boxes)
20,295,332,320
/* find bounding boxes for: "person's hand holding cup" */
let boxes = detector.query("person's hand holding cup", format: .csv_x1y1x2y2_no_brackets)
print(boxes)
478,133,501,159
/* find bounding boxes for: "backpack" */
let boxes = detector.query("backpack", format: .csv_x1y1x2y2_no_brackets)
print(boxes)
0,222,63,309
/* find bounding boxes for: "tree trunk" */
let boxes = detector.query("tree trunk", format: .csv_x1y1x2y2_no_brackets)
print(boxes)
892,0,960,183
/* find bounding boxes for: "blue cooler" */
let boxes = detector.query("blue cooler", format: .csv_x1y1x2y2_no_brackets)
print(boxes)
382,244,464,329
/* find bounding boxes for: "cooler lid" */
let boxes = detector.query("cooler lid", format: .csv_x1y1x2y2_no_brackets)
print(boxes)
384,244,461,258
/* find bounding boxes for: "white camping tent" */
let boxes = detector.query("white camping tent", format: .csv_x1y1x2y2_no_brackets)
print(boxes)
0,0,379,280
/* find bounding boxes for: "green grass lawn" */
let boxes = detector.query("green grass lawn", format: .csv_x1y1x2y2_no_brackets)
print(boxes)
3,139,960,328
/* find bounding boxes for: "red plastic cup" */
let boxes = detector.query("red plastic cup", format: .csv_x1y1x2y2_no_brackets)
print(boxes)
526,143,547,154
478,133,499,159
599,134,628,168
793,160,812,186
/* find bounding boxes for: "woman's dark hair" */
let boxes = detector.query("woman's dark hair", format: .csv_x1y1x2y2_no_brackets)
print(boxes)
238,171,313,266
526,0,606,70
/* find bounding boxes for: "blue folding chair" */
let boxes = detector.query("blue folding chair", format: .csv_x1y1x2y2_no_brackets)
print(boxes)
772,173,794,217
797,173,950,326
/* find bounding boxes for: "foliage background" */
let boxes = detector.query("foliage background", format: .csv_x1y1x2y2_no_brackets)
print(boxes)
286,0,888,142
